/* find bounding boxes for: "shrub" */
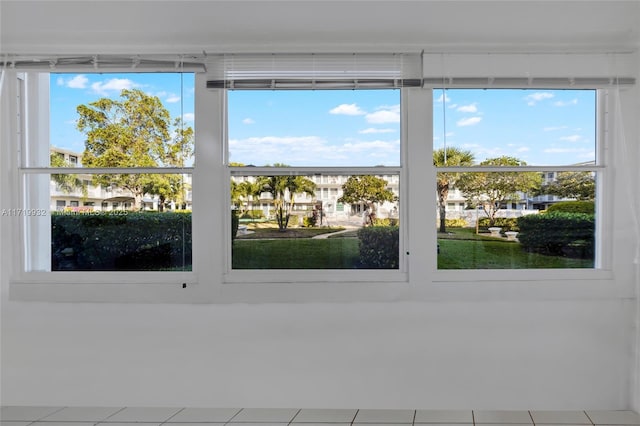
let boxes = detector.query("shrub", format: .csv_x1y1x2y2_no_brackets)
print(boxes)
517,212,594,259
357,226,399,269
373,217,399,227
232,210,240,240
51,212,192,270
546,201,595,214
477,217,519,232
303,214,317,227
240,209,264,219
444,218,467,228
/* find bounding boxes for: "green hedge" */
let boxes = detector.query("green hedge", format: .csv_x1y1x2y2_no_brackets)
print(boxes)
357,226,399,269
517,212,594,259
546,201,595,214
52,212,192,270
477,217,519,232
232,210,240,240
444,218,467,228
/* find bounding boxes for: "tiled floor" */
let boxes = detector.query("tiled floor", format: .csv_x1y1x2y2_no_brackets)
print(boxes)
0,408,639,426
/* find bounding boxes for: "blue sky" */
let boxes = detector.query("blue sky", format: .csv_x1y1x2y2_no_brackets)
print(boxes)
433,88,596,166
50,73,596,167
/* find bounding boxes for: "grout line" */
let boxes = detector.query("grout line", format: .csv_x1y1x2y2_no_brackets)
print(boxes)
288,409,302,425
472,411,475,426
351,409,360,426
412,410,416,426
528,410,535,426
224,408,245,425
583,411,595,426
160,408,186,425
102,408,128,422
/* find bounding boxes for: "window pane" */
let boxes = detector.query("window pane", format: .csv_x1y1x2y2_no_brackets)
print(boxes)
231,173,400,269
436,171,595,269
433,89,596,166
47,73,195,168
23,173,192,271
228,90,400,167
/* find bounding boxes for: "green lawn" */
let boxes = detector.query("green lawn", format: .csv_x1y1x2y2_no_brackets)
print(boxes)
232,238,360,269
437,228,594,269
231,226,594,270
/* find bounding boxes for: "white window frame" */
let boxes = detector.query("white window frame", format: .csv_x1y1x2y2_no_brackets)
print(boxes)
3,63,626,303
220,87,410,284
428,86,614,283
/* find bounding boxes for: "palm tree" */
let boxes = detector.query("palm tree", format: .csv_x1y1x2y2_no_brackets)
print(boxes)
433,147,475,233
257,174,316,231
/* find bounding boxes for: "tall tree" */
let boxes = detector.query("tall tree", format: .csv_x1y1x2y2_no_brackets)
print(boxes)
50,151,87,198
338,175,396,222
539,171,595,201
433,147,475,233
77,89,193,209
257,167,316,231
456,156,542,227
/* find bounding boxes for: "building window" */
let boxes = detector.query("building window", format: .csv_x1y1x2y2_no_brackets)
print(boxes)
227,89,403,273
434,88,600,270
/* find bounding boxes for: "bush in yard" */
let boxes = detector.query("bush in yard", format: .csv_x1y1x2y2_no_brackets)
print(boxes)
517,212,594,259
232,210,240,240
52,212,192,270
357,226,399,269
444,218,467,228
546,200,595,214
477,217,519,232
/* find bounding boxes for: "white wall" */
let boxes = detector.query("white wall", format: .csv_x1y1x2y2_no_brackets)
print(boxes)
0,299,635,409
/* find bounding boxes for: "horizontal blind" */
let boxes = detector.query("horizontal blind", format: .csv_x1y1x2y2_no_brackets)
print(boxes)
4,54,206,72
423,52,636,88
206,53,423,89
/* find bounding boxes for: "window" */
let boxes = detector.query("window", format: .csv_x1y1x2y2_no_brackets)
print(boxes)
19,72,195,273
433,88,601,270
227,89,404,274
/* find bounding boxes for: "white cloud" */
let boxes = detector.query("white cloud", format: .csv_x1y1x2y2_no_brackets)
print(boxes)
242,118,255,125
91,78,137,96
525,92,554,106
228,136,400,166
457,103,478,113
517,146,530,152
435,93,451,103
329,103,366,116
554,99,578,107
543,126,568,131
60,74,89,89
559,134,582,142
456,116,482,127
182,113,195,122
359,128,395,134
365,105,400,124
165,94,181,103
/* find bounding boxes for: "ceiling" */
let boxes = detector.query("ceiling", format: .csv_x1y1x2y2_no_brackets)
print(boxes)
1,0,640,54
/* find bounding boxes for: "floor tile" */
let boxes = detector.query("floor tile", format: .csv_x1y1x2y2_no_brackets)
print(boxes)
289,423,352,426
473,411,533,424
0,422,33,426
353,409,415,424
415,410,474,423
228,409,299,423
586,411,640,425
166,408,241,423
530,411,592,424
97,423,162,426
41,407,124,422
0,408,64,422
31,423,96,426
102,407,183,423
292,409,358,423
221,423,288,426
